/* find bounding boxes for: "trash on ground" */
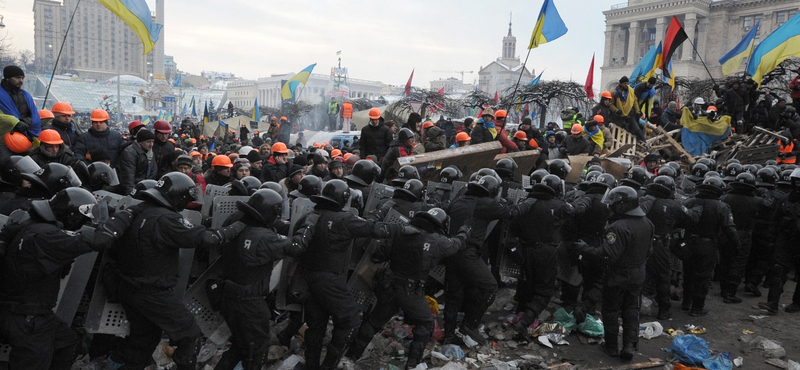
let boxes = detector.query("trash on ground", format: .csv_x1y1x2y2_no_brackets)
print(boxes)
671,334,711,366
639,321,664,339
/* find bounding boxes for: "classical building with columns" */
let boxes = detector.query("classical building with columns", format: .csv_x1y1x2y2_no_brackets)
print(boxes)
600,0,799,92
478,21,535,95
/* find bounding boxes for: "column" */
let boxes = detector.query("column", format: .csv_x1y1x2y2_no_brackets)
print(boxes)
695,18,708,65
627,21,640,66
603,24,614,67
655,17,667,46
682,13,697,61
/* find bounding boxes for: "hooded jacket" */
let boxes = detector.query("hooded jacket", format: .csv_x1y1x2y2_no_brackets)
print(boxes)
73,127,125,167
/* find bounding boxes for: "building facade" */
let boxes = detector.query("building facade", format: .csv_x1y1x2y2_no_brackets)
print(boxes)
254,73,385,109
600,0,799,91
227,80,258,110
477,21,535,95
32,0,166,81
430,77,464,93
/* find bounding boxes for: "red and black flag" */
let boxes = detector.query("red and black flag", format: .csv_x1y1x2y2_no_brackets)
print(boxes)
662,16,689,73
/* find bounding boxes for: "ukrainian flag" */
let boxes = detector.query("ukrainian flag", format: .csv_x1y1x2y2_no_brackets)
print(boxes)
97,0,162,55
528,0,568,50
281,64,317,101
630,42,662,83
252,99,260,121
747,13,800,85
719,21,759,76
142,115,151,126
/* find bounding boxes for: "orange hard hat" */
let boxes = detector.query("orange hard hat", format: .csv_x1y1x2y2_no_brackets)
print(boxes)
254,130,259,135
190,151,202,157
90,109,110,122
200,135,205,140
129,120,144,131
212,155,234,168
513,131,527,141
593,115,605,123
343,152,353,160
456,132,471,142
280,116,287,121
528,138,539,149
181,133,186,138
168,138,176,143
38,109,54,119
4,132,32,153
39,129,64,145
52,102,75,115
190,138,197,144
368,108,381,119
271,116,278,122
272,142,289,154
313,142,320,148
229,153,239,159
707,106,717,112
571,124,583,134
600,91,613,100
331,149,343,157
495,110,508,119
322,141,329,146
422,121,434,130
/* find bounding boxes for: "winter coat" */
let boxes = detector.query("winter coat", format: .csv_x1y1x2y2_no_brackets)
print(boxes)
562,135,591,157
118,142,158,195
359,123,393,160
73,127,125,167
42,120,79,149
381,139,414,180
152,139,176,178
28,144,79,168
470,121,493,145
423,126,447,153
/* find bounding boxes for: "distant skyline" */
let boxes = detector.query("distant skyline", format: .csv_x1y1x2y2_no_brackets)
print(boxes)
2,0,619,87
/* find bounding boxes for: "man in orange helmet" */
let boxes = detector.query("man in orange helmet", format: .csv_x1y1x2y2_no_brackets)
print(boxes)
262,142,291,183
359,108,392,162
0,65,41,138
44,102,79,147
74,109,125,167
29,129,79,167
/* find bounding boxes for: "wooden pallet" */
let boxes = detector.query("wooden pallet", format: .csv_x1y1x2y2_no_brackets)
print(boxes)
609,125,640,158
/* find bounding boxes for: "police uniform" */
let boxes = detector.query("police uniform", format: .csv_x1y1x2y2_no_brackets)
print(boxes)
486,177,523,285
764,192,800,312
744,187,783,295
109,202,245,370
348,214,468,369
300,205,404,370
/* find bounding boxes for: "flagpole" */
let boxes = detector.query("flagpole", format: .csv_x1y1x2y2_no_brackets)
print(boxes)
509,48,533,109
685,37,716,85
43,0,82,108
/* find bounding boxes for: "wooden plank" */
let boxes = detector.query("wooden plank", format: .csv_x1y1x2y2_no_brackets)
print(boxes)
604,143,634,158
396,141,503,182
494,150,541,182
651,125,696,164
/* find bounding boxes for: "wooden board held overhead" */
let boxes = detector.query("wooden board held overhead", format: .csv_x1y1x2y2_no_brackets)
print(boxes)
396,141,503,182
494,150,541,182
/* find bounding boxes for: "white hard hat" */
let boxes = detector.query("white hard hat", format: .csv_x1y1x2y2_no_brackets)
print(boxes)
693,97,705,105
238,145,253,155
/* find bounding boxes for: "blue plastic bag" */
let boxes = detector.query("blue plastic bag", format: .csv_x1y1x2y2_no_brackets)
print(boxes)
671,335,711,365
702,354,733,370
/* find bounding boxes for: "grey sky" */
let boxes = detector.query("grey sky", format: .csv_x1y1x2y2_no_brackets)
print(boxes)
2,0,621,87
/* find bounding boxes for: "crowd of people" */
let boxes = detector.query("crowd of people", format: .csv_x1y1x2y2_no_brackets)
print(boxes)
1,63,800,370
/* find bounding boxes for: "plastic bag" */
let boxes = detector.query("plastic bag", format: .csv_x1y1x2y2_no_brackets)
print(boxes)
640,296,654,316
702,354,733,370
553,307,577,334
440,344,465,360
746,336,786,358
671,335,711,365
577,314,604,337
639,321,664,339
431,318,444,342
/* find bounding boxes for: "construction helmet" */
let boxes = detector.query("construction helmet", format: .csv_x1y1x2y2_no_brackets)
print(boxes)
422,121,434,130
368,108,381,119
513,131,527,141
439,166,463,184
495,110,508,119
31,187,97,230
4,132,31,154
38,109,54,119
593,115,605,123
211,155,234,168
600,91,613,100
312,179,351,209
280,116,288,121
272,142,289,154
142,172,198,211
237,189,283,225
693,97,705,105
154,120,172,133
51,102,75,115
90,109,110,122
602,186,645,216
570,124,583,135
456,132,471,142
129,120,144,132
39,129,64,145
331,149,343,158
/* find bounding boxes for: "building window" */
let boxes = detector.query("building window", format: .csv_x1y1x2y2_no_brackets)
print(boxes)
790,10,798,19
754,15,762,27
777,11,787,25
743,16,752,30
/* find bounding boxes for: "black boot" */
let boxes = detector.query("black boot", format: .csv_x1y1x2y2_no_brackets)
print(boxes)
320,345,346,370
620,342,636,361
405,341,426,370
600,341,619,357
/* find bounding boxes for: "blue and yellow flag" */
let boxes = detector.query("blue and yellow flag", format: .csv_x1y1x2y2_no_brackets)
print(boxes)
96,0,162,54
747,13,800,85
252,98,260,121
528,70,544,87
281,63,317,101
528,0,568,50
167,110,173,122
142,115,151,126
630,42,662,83
719,22,759,76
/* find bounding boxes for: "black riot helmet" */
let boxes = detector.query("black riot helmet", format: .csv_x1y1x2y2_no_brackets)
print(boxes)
588,173,617,191
647,175,675,198
687,162,710,181
87,162,120,191
722,163,744,182
586,165,605,174
729,172,757,191
345,160,380,187
236,189,284,225
790,168,800,187
620,165,649,188
1,155,41,187
755,167,778,188
547,159,572,180
657,165,677,179
602,186,645,216
529,169,550,185
395,178,424,201
533,174,564,197
439,166,463,185
229,176,262,196
295,174,323,198
412,207,450,232
697,157,717,171
666,161,682,175
743,164,758,175
777,169,794,186
697,176,726,198
725,158,741,166
131,179,158,198
311,179,351,210
260,181,287,200
584,170,603,184
398,128,415,142
391,165,420,186
31,187,98,230
142,172,198,212
475,168,502,182
495,158,518,178
467,175,500,198
22,163,82,196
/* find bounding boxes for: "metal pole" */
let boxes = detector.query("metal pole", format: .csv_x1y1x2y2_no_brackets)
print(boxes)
686,37,716,86
43,0,83,108
508,48,533,109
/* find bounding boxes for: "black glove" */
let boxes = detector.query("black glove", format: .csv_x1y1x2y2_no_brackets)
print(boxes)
125,202,147,217
13,121,30,134
457,225,472,239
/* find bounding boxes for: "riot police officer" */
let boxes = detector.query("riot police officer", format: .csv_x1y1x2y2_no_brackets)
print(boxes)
107,173,248,370
681,177,740,316
640,175,701,320
428,165,463,208
487,158,523,286
348,208,471,369
375,178,431,220
0,188,136,370
760,168,800,314
343,159,381,215
577,186,654,360
0,162,82,216
299,179,408,370
214,189,313,370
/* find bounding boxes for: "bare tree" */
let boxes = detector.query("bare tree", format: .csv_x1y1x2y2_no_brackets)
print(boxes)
384,88,458,124
16,50,35,73
501,80,594,129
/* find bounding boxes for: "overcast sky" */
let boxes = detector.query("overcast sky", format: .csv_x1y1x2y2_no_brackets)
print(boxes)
2,0,621,87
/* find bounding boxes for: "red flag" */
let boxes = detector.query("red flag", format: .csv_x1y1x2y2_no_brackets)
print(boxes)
438,86,445,95
404,69,415,96
584,53,595,100
493,91,499,104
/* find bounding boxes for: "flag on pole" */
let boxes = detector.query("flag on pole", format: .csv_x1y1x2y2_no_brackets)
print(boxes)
181,103,187,117
218,120,227,127
252,98,260,121
96,0,162,55
493,91,499,105
173,73,182,87
584,53,595,100
167,110,173,122
404,69,415,96
336,50,342,56
203,102,209,124
528,70,544,87
747,12,800,85
142,115,151,126
191,97,196,117
438,87,445,95
528,0,568,50
630,42,662,83
281,63,317,101
661,16,688,88
719,21,759,76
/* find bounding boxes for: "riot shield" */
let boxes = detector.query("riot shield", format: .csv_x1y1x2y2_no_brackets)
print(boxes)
449,181,468,202
209,196,249,263
362,183,394,217
276,197,316,311
496,188,528,279
183,259,225,337
201,184,231,217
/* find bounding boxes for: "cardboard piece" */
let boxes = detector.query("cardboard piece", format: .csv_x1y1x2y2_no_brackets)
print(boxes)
566,155,594,184
396,141,503,182
601,158,631,180
494,150,541,182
